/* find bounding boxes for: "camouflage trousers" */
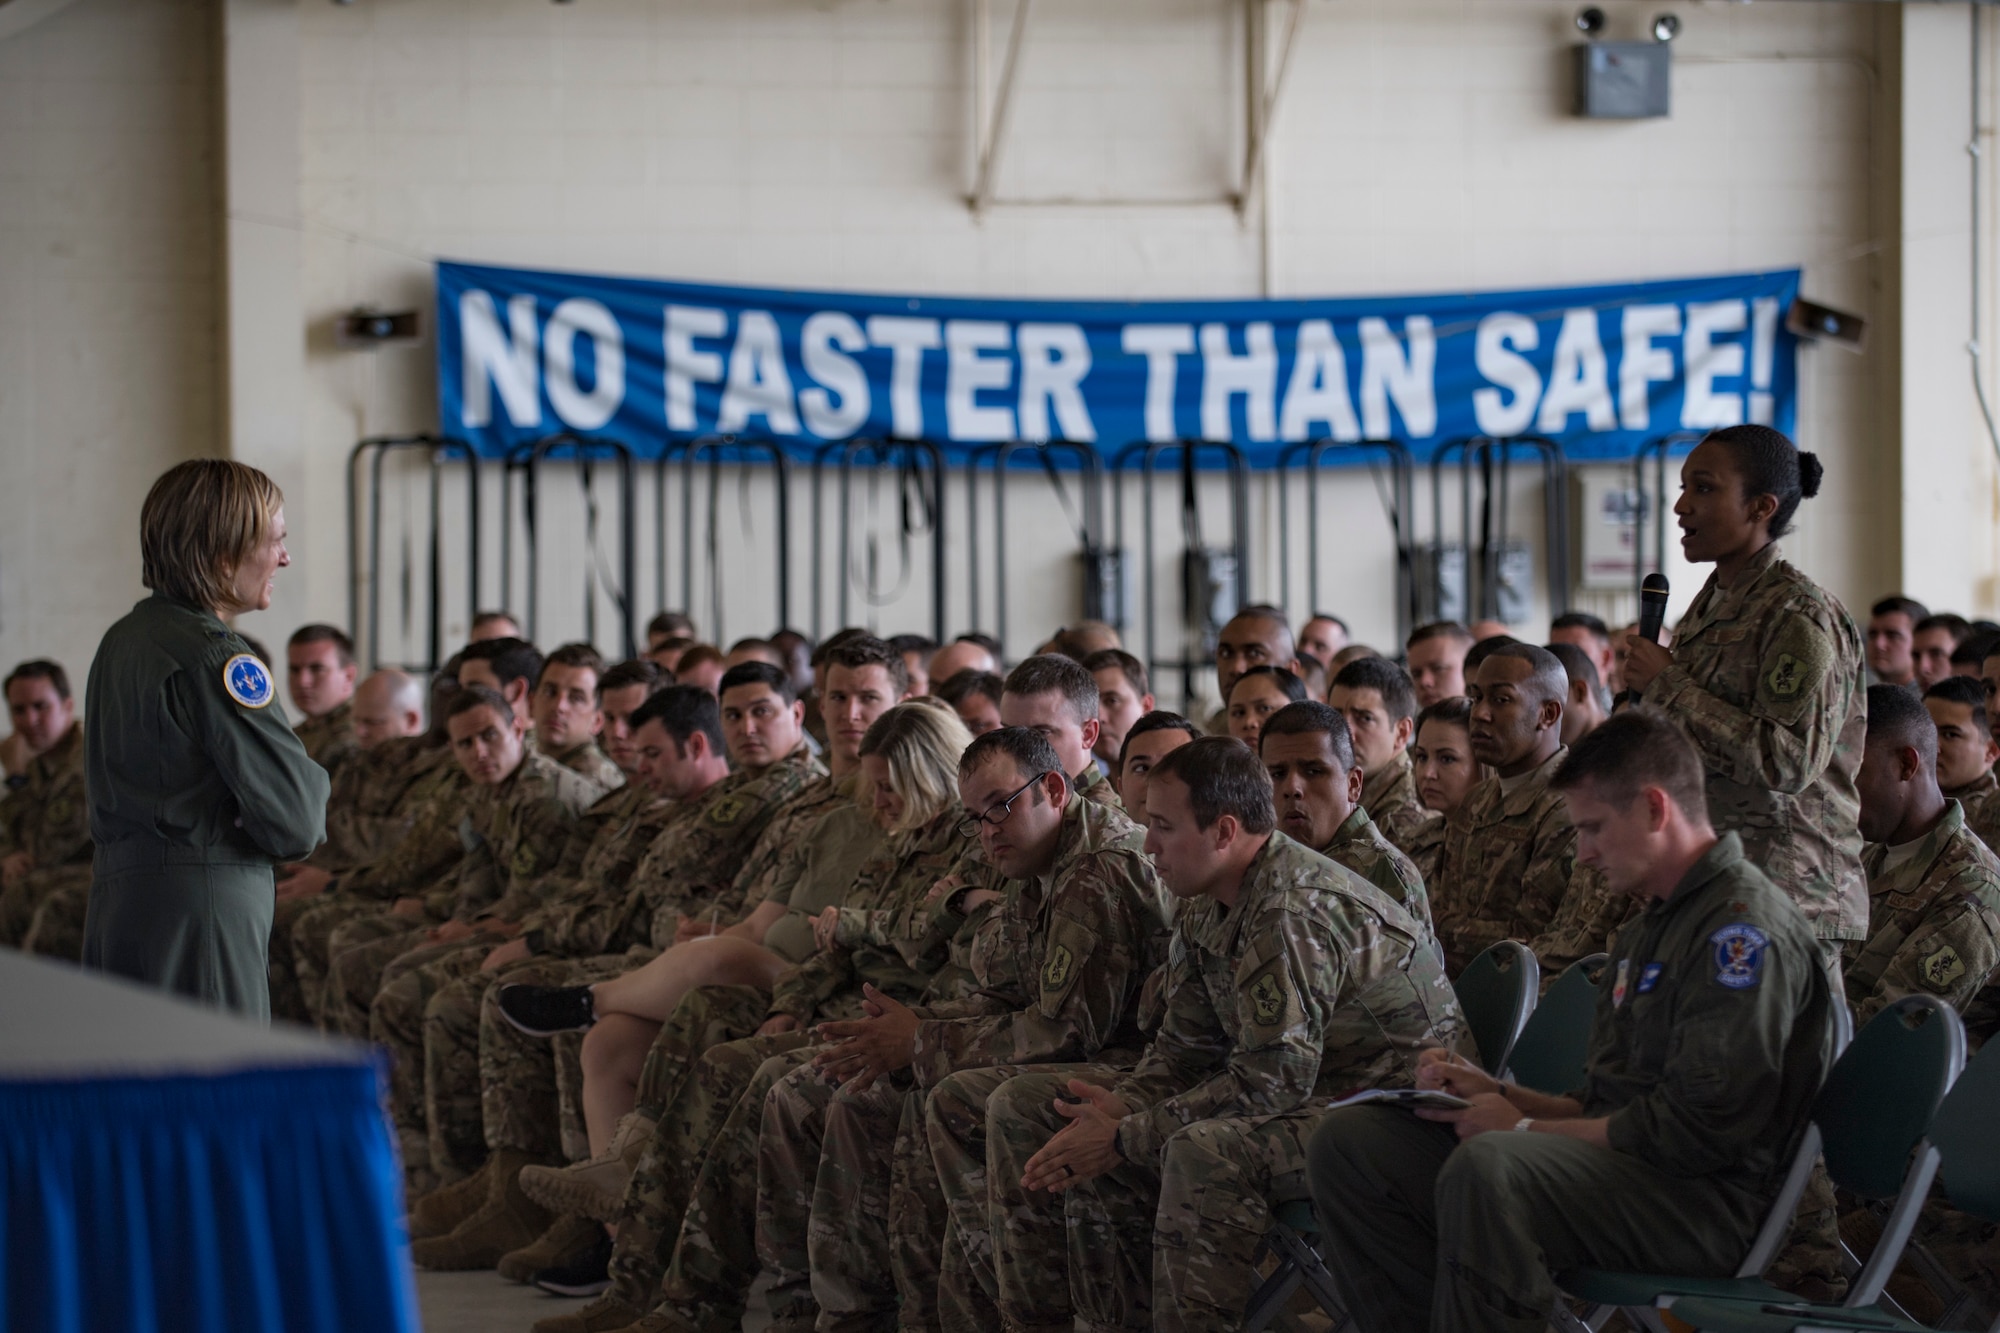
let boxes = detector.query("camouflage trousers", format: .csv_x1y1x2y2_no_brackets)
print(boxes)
646,1043,822,1333
323,917,436,1037
757,1058,941,1333
0,864,88,950
266,892,332,1024
20,874,90,962
1915,1198,2000,1322
367,933,502,1156
464,954,627,1167
287,895,396,1028
927,1062,1125,1333
601,986,781,1309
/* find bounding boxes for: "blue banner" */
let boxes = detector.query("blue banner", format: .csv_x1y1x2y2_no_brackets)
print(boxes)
436,261,1799,466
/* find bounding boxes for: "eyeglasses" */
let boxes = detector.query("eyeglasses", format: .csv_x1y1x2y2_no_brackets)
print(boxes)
957,772,1052,839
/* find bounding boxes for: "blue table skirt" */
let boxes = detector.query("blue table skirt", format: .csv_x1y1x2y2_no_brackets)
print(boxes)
0,1060,418,1333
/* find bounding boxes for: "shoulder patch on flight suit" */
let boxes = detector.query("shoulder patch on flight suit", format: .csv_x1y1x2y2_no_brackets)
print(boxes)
1921,943,1967,992
1710,922,1769,989
221,653,275,709
1758,620,1833,705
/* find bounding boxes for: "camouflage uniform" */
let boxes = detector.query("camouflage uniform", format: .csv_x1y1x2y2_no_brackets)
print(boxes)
1407,811,1447,890
938,832,1462,1333
1838,802,2000,1317
1643,541,1869,945
295,699,359,784
1073,760,1124,813
547,737,625,793
465,771,846,1177
310,733,451,871
1845,800,2000,1034
1318,802,1430,929
1964,783,2000,859
0,722,91,948
354,752,603,1147
1362,748,1443,861
590,808,970,1328
289,756,478,1028
1430,747,1579,974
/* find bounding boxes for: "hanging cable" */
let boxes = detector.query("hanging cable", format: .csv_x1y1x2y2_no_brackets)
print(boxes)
1973,6,2000,470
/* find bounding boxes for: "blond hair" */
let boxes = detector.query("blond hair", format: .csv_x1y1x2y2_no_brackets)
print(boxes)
140,460,284,613
859,699,973,833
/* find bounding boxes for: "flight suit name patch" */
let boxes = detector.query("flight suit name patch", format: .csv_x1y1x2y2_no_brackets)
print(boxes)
1921,943,1967,991
1710,923,1769,989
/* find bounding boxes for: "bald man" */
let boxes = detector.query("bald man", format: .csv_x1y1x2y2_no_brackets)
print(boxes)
1210,606,1298,732
1431,644,1588,973
927,637,998,687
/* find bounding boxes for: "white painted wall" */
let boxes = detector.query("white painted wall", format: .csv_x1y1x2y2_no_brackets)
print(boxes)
9,0,1999,717
0,0,218,694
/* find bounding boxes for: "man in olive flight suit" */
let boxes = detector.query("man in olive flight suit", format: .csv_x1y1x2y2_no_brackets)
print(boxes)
1306,709,1834,1333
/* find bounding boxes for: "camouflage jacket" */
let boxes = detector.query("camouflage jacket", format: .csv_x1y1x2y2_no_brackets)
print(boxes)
1362,750,1443,861
0,722,90,871
1320,804,1430,930
1432,747,1579,974
1527,861,1634,986
546,738,625,793
1644,541,1869,942
1112,831,1464,1166
295,700,360,784
728,773,856,919
907,795,1171,1089
521,783,683,958
1407,814,1447,891
1588,834,1834,1193
620,747,825,948
336,755,481,901
1944,769,1997,808
312,733,452,871
1962,782,2000,857
758,797,882,964
770,805,963,1023
1074,761,1124,813
431,750,606,921
1845,801,2000,1044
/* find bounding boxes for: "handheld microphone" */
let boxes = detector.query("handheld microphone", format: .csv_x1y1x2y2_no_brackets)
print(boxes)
1621,573,1671,707
1637,573,1670,644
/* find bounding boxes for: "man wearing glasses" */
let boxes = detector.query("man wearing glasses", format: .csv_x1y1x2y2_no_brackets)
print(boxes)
937,735,1461,1333
747,725,1172,1333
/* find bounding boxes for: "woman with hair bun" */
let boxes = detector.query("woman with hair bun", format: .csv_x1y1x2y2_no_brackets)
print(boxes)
1620,424,1868,970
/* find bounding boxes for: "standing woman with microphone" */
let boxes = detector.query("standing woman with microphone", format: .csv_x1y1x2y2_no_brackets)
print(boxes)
1619,424,1868,972
83,460,329,1020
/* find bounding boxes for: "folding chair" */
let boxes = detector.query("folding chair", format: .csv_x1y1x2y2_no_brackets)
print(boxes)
1452,940,1541,1077
1241,942,1544,1331
1550,994,1962,1333
1662,998,2000,1332
1503,953,1608,1095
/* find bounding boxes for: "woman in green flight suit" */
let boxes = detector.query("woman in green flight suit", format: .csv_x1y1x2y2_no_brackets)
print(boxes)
82,460,329,1020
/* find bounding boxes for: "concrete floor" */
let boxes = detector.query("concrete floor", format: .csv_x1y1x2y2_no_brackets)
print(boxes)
414,1270,774,1333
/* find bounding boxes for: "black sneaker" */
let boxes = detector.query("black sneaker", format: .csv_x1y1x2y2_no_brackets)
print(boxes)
497,984,596,1036
530,1229,613,1297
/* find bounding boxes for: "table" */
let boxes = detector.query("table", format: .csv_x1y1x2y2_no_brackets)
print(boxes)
0,950,419,1333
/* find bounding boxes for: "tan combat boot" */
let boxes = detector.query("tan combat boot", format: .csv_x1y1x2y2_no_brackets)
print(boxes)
409,1149,551,1271
407,1156,491,1240
528,1292,646,1333
518,1110,651,1222
498,1212,604,1284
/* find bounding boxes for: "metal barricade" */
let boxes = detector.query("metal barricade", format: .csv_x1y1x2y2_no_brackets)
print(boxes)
1631,431,1703,602
1111,439,1250,706
1428,436,1570,629
963,440,1106,659
499,432,637,659
347,433,480,673
828,439,948,642
1274,438,1417,651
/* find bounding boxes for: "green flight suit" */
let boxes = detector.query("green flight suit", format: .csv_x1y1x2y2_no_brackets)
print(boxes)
1306,832,1834,1333
83,593,329,1020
